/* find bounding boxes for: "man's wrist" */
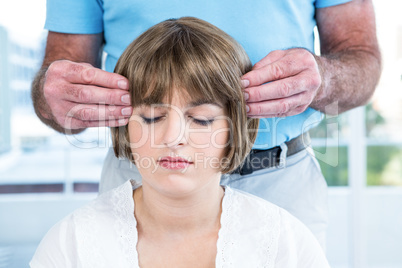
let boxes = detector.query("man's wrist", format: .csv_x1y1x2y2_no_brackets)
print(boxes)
310,55,328,109
31,66,79,134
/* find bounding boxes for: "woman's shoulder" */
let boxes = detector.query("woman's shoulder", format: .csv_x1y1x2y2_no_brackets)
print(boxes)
69,179,133,218
62,179,138,240
224,186,281,217
222,186,330,267
224,186,316,229
31,179,138,267
37,179,135,241
222,186,282,245
218,186,282,267
224,186,325,244
275,208,330,267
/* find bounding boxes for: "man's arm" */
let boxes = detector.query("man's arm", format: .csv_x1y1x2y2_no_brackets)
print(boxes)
241,0,381,117
312,0,381,114
32,32,132,134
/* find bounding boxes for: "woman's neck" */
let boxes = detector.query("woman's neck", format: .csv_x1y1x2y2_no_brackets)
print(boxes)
133,178,224,238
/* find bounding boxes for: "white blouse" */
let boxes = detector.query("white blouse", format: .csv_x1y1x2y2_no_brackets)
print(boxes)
30,180,329,268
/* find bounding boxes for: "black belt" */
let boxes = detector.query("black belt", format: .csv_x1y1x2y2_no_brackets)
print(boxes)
232,132,311,175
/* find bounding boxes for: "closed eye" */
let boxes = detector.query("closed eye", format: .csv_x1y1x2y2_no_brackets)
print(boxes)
141,116,164,124
191,117,215,126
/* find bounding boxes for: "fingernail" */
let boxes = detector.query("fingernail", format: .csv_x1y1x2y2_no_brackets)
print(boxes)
241,79,250,88
246,105,250,113
243,92,249,101
121,107,132,116
118,80,128,90
121,94,130,104
119,118,127,125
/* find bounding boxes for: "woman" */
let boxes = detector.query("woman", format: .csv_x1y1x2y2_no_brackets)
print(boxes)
31,17,329,267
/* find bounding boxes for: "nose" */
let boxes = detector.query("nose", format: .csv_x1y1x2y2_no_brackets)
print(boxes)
161,107,187,148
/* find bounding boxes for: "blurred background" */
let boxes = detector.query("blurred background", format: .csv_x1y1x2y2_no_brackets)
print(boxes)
0,0,401,267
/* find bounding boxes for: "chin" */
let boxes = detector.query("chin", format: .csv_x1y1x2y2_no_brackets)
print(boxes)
142,169,220,198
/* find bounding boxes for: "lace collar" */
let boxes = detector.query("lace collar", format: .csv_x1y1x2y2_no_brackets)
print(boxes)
108,180,280,267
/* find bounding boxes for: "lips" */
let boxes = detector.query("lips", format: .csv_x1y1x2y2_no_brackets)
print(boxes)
158,156,193,170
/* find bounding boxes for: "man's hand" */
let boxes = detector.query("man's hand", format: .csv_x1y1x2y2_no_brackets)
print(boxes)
42,60,132,131
241,48,321,118
242,1,381,118
32,32,135,134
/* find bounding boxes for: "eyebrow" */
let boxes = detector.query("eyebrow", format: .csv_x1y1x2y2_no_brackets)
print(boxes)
188,99,223,108
138,99,223,109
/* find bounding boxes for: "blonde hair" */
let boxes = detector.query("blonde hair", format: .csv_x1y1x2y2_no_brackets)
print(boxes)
111,17,259,173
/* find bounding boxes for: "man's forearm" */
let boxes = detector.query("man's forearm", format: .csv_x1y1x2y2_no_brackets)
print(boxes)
311,49,381,115
312,0,381,115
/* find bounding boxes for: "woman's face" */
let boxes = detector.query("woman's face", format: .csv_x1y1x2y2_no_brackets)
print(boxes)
128,90,230,196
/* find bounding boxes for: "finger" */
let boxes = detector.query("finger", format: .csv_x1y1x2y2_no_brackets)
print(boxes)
63,62,129,90
245,76,310,102
246,106,308,118
247,104,309,118
62,84,131,105
241,51,287,88
243,49,317,88
251,50,287,70
242,57,304,88
63,118,130,130
66,104,133,121
246,93,310,118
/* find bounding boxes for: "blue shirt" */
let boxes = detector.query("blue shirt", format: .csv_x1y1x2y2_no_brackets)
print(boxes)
45,0,351,149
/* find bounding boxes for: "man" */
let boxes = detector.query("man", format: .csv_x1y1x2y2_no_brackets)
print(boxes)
32,0,381,248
